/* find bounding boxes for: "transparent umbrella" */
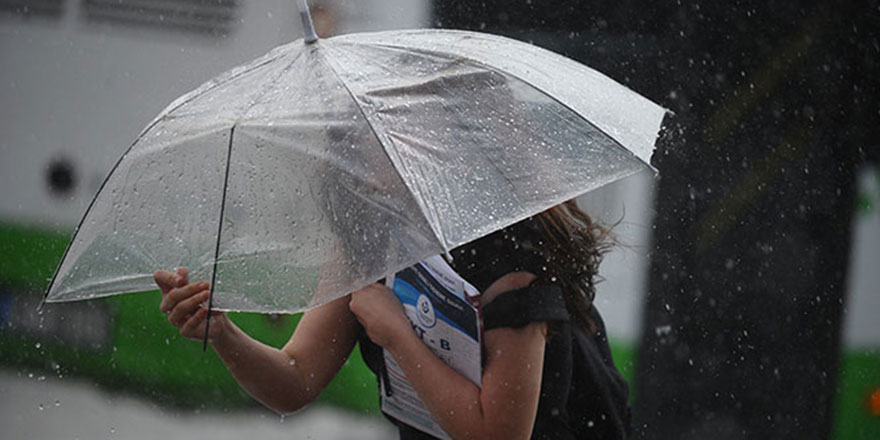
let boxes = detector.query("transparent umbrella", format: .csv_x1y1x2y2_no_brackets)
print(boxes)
42,2,667,319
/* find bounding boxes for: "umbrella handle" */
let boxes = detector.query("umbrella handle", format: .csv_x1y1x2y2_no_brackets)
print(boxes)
297,0,319,44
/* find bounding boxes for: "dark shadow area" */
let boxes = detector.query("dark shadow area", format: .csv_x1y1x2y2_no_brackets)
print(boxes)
435,1,879,438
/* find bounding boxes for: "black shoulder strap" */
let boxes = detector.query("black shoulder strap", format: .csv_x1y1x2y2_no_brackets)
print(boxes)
482,285,570,331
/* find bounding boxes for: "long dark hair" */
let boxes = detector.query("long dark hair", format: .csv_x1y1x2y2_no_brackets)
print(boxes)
532,200,612,332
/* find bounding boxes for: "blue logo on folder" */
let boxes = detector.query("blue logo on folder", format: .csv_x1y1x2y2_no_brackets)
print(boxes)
417,294,437,328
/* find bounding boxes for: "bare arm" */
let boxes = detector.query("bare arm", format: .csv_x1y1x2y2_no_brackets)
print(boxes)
155,269,359,414
211,294,359,413
350,273,545,440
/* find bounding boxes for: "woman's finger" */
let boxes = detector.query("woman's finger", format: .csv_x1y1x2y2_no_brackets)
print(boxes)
176,267,189,286
153,270,181,295
160,281,209,314
168,289,210,327
180,307,208,339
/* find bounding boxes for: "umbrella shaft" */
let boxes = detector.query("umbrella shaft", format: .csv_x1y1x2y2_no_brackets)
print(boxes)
298,0,318,44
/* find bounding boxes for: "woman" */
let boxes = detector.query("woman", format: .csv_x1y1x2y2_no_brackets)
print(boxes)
154,200,631,439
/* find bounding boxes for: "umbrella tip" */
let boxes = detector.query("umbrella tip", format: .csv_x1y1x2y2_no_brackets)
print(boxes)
297,0,319,44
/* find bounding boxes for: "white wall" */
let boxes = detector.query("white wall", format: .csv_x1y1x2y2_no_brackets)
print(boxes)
578,170,656,343
842,165,880,348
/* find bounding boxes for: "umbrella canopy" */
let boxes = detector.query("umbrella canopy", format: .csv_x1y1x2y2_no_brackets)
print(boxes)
43,28,666,314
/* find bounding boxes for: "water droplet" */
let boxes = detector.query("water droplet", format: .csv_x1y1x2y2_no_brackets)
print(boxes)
35,342,41,349
288,358,296,366
54,400,61,407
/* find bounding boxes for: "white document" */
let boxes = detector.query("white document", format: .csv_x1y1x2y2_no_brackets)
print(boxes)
381,255,481,439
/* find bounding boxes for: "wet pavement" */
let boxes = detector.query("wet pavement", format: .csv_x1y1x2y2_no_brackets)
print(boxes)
0,370,395,439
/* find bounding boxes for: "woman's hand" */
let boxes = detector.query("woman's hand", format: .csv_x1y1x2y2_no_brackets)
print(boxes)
348,283,411,349
367,273,546,440
154,267,228,341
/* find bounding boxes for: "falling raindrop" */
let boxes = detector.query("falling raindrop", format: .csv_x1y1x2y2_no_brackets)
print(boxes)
655,325,672,336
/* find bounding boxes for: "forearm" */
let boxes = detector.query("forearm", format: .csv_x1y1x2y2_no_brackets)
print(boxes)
210,317,319,413
386,333,498,440
157,270,352,413
211,295,359,414
350,282,544,439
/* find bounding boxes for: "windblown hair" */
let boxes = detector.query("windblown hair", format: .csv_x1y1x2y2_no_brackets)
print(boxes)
532,200,612,332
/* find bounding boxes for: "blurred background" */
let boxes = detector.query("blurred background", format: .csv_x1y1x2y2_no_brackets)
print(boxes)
0,0,877,439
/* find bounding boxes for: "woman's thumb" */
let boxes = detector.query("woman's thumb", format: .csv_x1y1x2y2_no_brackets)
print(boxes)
176,266,189,286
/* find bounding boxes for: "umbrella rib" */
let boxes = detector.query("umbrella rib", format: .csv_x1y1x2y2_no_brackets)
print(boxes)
203,124,236,351
239,50,305,121
344,40,658,172
315,47,451,251
39,121,168,308
40,50,290,308
491,63,660,173
146,51,289,130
